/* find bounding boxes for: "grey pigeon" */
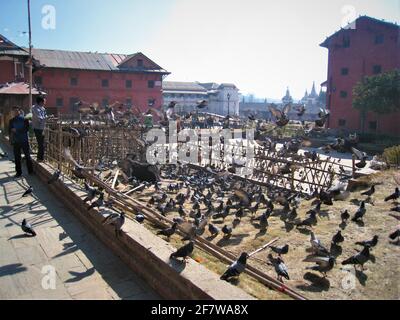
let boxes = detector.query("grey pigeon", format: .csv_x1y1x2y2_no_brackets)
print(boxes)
342,247,370,270
21,219,36,236
48,170,61,185
305,255,335,277
220,252,248,281
170,241,194,262
22,186,33,198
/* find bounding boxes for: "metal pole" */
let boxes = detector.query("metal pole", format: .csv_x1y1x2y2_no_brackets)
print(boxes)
28,0,33,110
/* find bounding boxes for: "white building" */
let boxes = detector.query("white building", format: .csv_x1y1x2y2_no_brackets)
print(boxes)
162,81,240,116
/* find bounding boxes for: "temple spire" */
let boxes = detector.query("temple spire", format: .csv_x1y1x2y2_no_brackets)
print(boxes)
310,81,318,98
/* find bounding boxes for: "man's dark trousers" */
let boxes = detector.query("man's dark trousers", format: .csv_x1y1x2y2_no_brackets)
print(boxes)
34,129,45,161
14,141,33,175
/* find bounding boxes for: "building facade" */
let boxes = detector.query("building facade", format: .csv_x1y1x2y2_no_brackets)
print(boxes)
0,34,170,115
162,81,240,116
320,16,400,136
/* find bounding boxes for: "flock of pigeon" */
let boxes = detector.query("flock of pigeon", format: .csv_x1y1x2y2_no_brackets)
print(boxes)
16,146,400,294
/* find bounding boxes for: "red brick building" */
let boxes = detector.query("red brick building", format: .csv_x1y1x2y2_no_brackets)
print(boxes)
320,16,400,136
0,34,170,114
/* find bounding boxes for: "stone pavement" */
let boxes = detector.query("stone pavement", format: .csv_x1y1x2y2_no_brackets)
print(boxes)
0,148,160,300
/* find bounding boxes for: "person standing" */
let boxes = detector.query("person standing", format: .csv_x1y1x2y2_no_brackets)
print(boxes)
9,107,33,177
31,96,47,161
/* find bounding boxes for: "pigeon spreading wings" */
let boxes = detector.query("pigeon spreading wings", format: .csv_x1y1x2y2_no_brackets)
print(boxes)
315,108,330,127
296,104,306,117
196,100,208,109
234,189,250,206
351,147,368,160
179,221,197,240
269,104,291,119
269,104,291,127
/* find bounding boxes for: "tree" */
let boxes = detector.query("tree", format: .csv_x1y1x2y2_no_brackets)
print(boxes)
353,69,400,113
352,69,400,132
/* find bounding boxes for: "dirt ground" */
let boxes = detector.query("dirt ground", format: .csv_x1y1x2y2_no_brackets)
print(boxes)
124,169,400,300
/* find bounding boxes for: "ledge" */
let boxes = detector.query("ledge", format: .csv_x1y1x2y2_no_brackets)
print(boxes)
32,160,255,300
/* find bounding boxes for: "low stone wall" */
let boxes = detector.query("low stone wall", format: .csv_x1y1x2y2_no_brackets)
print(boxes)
32,161,255,300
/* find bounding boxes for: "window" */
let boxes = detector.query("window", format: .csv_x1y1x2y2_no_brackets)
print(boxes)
70,77,78,86
102,98,109,107
369,121,377,131
340,90,348,98
69,97,80,113
375,34,384,44
126,80,132,88
15,62,24,79
137,59,143,67
56,98,63,107
373,65,382,75
148,80,155,88
343,35,350,48
148,98,156,107
338,119,346,127
102,79,109,87
341,68,349,76
34,76,43,86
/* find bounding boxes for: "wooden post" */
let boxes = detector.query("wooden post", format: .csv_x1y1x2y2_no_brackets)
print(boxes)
248,238,279,257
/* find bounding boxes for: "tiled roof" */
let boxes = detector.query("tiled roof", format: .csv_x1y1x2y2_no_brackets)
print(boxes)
163,81,207,92
18,48,169,74
0,82,46,95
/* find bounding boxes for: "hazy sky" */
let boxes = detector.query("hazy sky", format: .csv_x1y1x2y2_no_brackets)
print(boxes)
1,0,399,100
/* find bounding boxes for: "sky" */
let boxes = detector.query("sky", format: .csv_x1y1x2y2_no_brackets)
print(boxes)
1,0,399,100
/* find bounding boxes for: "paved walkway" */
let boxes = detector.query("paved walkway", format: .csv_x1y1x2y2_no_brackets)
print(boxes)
0,146,159,300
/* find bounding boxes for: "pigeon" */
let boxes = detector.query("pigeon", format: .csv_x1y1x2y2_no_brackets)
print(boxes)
269,104,291,127
315,109,330,127
390,206,400,213
340,209,350,223
87,193,104,211
385,188,399,202
331,230,345,245
296,105,306,117
136,214,145,223
220,252,249,281
157,223,178,240
351,201,366,222
83,182,101,203
208,223,219,236
222,225,233,238
48,170,61,185
352,147,368,169
102,211,125,236
268,254,290,282
355,235,378,249
22,186,33,198
287,208,297,220
342,246,370,270
361,185,375,197
304,256,335,277
21,219,36,236
310,231,330,256
170,241,194,262
389,228,400,241
294,211,317,228
269,244,289,256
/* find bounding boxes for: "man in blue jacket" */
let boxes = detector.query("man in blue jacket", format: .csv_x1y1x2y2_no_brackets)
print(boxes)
9,107,33,177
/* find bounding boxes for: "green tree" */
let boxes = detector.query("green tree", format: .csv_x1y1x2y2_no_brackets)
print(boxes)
353,69,400,132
